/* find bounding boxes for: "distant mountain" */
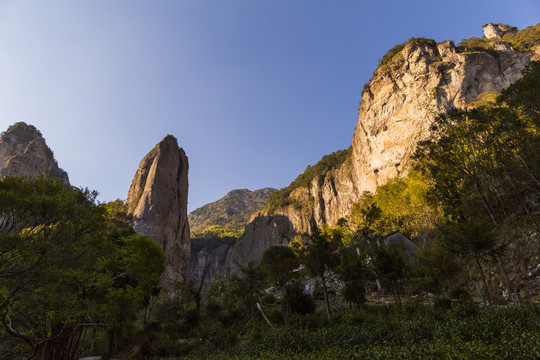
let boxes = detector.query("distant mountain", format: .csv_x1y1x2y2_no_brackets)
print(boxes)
188,188,276,233
0,122,69,182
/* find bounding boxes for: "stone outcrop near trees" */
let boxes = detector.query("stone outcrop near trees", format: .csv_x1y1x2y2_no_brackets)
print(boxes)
0,122,69,182
126,135,190,294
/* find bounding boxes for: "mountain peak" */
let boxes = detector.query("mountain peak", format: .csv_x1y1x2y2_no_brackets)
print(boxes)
0,122,69,182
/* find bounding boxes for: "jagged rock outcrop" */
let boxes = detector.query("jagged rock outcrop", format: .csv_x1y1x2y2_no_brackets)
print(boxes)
222,24,538,274
483,23,517,39
188,188,276,233
0,122,69,181
224,214,294,275
126,135,190,294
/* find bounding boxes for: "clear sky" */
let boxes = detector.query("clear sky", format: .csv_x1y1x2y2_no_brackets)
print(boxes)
0,1,538,212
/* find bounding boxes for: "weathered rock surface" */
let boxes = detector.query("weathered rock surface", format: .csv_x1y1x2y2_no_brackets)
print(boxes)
126,135,190,293
0,122,69,181
222,26,536,274
188,188,276,233
483,23,517,39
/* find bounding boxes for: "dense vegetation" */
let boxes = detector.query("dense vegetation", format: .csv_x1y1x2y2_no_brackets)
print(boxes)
0,180,164,360
190,225,243,255
263,147,351,213
458,22,540,52
184,304,540,360
188,188,276,233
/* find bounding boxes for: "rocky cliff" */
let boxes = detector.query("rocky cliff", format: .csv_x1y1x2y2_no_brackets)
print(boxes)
126,135,190,294
0,122,69,181
188,188,276,233
223,23,540,274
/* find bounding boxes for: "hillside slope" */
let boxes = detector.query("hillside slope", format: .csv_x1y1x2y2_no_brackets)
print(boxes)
188,188,276,233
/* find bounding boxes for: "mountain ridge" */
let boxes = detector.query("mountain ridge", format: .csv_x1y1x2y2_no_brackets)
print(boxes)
189,187,276,233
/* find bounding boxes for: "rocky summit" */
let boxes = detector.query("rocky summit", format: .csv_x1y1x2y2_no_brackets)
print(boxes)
126,135,190,294
0,122,69,181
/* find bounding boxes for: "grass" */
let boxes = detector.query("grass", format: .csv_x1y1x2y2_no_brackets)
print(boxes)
176,302,540,360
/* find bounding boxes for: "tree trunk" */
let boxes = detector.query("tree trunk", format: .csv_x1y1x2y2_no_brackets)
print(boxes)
474,252,491,306
475,281,487,307
494,254,521,304
321,275,331,319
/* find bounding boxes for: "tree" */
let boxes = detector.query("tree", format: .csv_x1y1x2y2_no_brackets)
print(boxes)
0,178,164,359
335,248,372,307
371,242,409,306
260,246,299,316
442,220,498,306
411,237,464,296
413,62,540,303
303,226,342,318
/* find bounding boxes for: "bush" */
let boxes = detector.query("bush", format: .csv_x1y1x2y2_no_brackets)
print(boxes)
288,285,316,315
433,297,452,311
449,286,471,301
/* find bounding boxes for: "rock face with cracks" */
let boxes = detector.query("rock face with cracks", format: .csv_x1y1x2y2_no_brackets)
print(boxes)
0,122,69,182
222,30,535,275
126,135,190,294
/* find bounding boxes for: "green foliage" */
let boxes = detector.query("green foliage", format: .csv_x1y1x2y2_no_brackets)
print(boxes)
264,148,351,213
502,22,540,51
410,238,464,295
301,225,343,317
458,22,540,53
287,283,315,315
0,178,164,359
183,304,540,359
414,62,540,226
260,246,299,288
379,42,406,67
371,242,410,305
457,36,494,52
190,225,243,254
335,248,372,306
350,171,442,245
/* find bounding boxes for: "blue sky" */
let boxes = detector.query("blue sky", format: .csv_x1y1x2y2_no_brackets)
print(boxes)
0,1,538,212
